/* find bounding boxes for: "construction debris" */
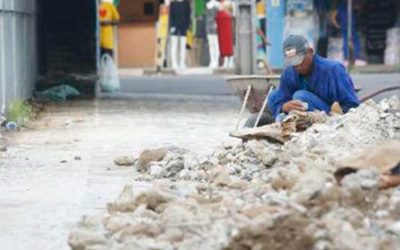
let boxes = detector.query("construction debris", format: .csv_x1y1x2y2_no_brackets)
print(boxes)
69,97,400,250
230,110,327,142
229,123,285,143
335,141,400,189
137,148,168,172
114,156,135,166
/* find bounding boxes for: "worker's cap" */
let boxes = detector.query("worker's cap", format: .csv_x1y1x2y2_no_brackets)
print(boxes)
283,34,310,67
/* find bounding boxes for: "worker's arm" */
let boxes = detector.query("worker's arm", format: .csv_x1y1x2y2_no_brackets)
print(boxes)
267,70,297,118
331,65,360,112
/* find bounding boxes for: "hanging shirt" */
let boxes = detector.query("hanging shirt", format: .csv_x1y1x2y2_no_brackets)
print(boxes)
268,55,360,118
194,0,206,17
256,0,266,18
256,16,266,60
205,4,219,35
216,10,233,56
99,2,120,49
169,0,191,36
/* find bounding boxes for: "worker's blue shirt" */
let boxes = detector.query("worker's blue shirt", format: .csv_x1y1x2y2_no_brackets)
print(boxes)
268,55,360,118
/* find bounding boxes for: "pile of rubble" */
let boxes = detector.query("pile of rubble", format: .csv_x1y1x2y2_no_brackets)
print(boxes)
69,97,400,250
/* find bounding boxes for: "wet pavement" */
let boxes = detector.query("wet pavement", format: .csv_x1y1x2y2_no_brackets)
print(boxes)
0,95,241,250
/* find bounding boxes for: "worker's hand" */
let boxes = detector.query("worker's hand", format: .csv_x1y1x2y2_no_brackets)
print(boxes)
282,100,306,113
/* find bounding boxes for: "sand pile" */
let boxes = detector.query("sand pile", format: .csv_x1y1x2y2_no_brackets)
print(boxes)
69,97,400,250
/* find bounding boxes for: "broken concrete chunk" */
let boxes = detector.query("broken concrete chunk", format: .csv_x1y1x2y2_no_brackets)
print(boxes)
289,169,332,205
68,229,108,250
240,205,281,218
114,156,135,166
149,164,165,178
107,184,136,213
335,141,400,189
138,148,168,172
164,158,184,178
107,184,175,214
133,189,175,212
209,166,231,187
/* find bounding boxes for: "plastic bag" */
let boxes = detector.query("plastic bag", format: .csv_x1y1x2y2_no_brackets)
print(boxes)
37,84,80,102
100,54,120,92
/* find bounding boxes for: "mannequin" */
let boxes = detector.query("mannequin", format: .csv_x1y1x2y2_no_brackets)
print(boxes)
169,0,191,69
216,0,234,68
99,0,120,58
206,0,220,68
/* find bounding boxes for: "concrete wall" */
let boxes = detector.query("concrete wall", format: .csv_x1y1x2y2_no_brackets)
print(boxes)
118,23,156,68
0,0,37,114
36,0,98,95
117,0,159,68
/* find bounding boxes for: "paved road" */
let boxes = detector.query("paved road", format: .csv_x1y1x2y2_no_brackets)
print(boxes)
120,75,233,96
121,73,400,101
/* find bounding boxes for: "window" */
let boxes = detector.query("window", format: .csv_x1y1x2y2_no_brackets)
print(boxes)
144,2,155,15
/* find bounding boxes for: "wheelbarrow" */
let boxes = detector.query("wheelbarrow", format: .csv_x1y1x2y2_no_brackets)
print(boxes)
225,75,400,129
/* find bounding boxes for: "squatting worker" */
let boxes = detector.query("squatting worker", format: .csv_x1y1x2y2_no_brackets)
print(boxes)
267,34,360,120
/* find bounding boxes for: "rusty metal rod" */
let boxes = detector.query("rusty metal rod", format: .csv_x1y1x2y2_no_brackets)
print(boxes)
360,85,400,103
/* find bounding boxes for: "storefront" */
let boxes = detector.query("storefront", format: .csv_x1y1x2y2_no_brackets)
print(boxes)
115,0,235,70
267,0,400,69
117,0,163,68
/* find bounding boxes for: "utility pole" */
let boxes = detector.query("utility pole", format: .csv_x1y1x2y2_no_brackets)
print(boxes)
235,0,257,75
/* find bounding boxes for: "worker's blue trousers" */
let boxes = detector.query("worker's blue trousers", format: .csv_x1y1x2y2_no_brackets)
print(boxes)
269,89,331,119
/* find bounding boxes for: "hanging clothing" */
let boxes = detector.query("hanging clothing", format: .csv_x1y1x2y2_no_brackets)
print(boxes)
205,4,219,35
169,0,191,36
195,16,207,39
256,0,266,18
99,2,120,50
194,0,206,17
216,10,234,56
256,17,266,61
